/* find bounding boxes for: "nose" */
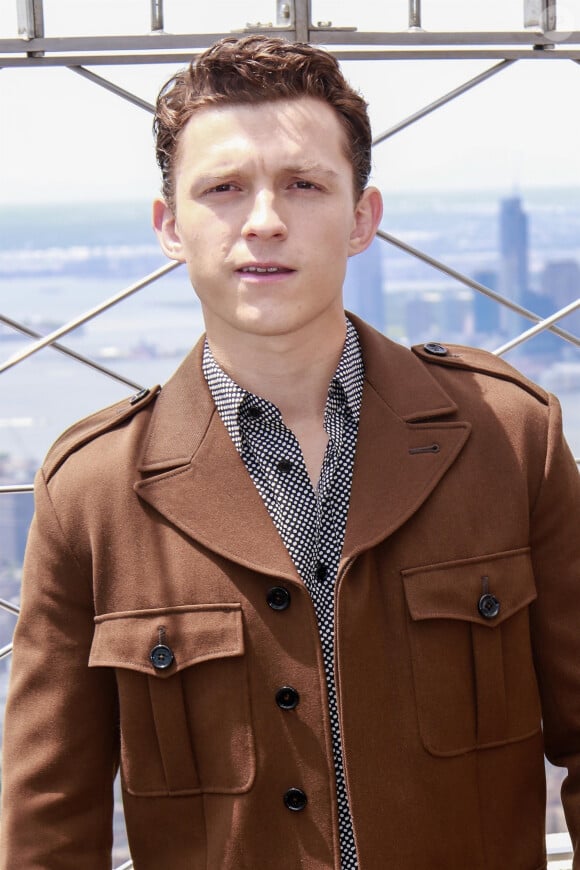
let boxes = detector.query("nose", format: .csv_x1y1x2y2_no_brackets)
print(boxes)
242,190,287,240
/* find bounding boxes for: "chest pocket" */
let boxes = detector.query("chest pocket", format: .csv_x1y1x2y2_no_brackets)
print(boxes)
402,548,541,756
89,603,255,797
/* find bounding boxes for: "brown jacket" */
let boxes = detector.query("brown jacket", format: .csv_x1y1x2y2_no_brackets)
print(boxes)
2,316,580,869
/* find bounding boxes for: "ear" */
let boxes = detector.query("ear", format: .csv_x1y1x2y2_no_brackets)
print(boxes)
152,198,186,262
348,186,383,257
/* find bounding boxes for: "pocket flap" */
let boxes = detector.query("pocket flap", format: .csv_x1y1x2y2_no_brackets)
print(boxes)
89,604,244,677
402,548,536,627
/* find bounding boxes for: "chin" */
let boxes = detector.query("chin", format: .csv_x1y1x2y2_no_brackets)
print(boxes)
234,307,304,336
239,319,299,338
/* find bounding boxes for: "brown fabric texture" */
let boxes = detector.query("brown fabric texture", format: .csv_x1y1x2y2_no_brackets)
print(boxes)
1,315,579,869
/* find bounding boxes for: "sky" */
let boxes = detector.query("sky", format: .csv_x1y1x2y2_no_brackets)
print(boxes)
1,0,580,204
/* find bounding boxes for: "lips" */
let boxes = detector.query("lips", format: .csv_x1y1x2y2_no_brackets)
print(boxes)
237,264,294,274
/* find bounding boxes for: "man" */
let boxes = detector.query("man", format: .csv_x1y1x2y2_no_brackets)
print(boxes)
1,34,579,870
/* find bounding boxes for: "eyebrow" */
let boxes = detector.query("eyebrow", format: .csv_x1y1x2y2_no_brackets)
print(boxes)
283,163,341,180
192,163,340,188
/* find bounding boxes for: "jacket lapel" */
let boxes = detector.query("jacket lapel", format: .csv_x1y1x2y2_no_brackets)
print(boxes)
134,339,299,581
342,315,471,561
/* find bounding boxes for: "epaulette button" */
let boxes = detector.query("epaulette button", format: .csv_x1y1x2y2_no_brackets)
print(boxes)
130,388,150,405
423,342,448,356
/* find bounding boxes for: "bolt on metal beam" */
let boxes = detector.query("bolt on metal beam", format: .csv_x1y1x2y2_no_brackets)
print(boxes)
376,229,580,349
0,314,143,391
0,260,181,374
277,1,293,27
493,297,580,356
70,66,155,114
373,59,515,146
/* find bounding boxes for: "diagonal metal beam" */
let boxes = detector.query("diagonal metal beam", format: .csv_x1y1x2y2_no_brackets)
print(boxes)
493,297,580,356
0,314,143,391
0,644,13,661
0,598,20,616
0,260,181,374
70,66,155,114
0,485,34,493
376,229,580,348
373,60,516,146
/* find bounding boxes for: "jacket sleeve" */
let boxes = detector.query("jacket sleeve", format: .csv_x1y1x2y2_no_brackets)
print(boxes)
528,394,580,863
0,468,119,869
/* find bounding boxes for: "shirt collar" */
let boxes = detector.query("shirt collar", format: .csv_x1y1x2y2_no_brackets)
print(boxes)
332,318,364,420
202,317,364,450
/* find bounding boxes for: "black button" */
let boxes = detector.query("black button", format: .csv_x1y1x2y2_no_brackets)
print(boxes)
267,586,291,611
478,593,500,620
149,643,174,670
423,342,448,356
276,686,300,710
277,459,293,473
315,564,328,582
284,788,307,812
247,406,262,419
130,388,150,405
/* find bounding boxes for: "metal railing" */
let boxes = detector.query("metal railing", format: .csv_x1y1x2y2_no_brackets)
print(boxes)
1,2,579,866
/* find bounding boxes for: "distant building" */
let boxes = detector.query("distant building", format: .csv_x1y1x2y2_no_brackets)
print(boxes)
521,288,561,358
343,236,385,333
541,259,580,338
405,294,440,345
473,269,501,336
441,291,472,342
498,196,529,336
0,454,36,568
0,492,34,568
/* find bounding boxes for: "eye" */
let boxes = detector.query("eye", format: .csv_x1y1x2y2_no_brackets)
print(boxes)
289,179,320,190
205,182,239,195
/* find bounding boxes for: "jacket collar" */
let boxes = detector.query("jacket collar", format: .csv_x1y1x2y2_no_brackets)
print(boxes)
135,315,470,578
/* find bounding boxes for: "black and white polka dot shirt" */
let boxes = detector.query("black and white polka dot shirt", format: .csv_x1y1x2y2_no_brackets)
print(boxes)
203,318,363,869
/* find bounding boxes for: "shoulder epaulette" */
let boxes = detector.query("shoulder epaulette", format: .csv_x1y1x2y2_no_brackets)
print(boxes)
44,385,161,482
412,342,548,404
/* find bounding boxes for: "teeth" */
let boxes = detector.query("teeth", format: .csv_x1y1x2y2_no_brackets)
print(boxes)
242,266,281,273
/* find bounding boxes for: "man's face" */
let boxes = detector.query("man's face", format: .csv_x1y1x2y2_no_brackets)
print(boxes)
154,96,382,344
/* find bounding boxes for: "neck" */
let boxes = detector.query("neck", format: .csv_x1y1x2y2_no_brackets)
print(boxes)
206,313,347,426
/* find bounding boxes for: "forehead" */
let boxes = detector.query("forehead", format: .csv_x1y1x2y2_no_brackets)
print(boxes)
175,96,350,174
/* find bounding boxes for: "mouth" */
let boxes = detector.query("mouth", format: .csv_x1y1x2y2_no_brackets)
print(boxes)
236,264,294,275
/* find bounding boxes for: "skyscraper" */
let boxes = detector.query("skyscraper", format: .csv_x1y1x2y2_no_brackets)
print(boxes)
498,195,529,336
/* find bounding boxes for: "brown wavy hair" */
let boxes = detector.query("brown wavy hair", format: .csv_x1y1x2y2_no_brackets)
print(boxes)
153,35,372,210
